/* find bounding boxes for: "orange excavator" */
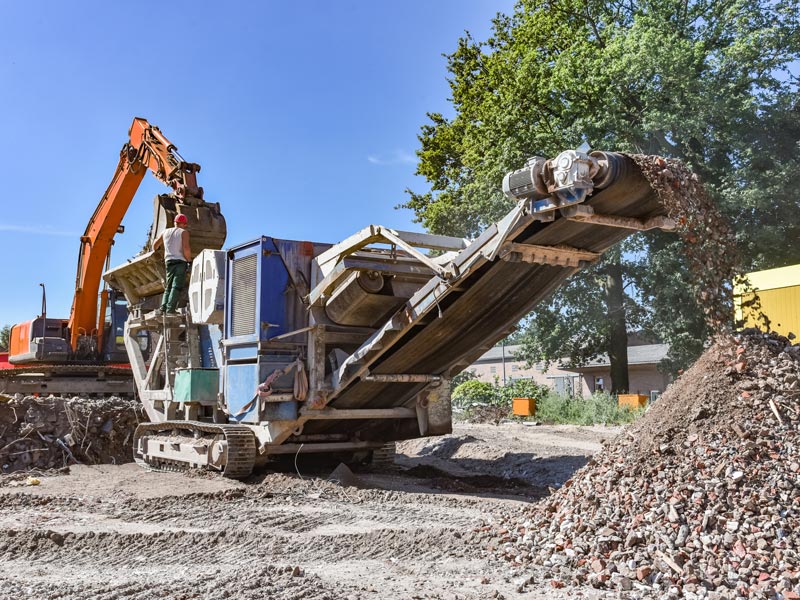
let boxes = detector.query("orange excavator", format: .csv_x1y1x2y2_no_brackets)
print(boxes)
1,118,226,396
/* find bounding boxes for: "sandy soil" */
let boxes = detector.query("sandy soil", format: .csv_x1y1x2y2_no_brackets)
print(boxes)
0,422,623,600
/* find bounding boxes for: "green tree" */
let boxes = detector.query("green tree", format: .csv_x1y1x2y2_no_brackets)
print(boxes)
404,0,800,388
0,325,10,351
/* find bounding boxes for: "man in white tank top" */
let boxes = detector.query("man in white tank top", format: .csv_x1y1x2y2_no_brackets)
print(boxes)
153,214,191,314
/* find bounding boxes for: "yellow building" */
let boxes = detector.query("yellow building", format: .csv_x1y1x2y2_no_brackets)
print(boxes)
734,264,800,338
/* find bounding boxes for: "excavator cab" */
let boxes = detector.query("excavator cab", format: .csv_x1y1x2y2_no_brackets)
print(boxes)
9,289,138,365
101,289,149,364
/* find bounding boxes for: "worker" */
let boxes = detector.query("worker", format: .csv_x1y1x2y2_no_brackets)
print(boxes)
153,214,191,315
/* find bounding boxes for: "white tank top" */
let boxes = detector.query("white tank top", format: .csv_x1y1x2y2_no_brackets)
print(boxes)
162,227,186,262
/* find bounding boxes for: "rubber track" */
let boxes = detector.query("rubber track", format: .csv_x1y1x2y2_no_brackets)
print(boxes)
133,421,256,479
0,365,133,378
0,364,135,397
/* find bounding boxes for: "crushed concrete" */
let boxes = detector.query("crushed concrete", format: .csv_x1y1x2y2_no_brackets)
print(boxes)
483,330,800,599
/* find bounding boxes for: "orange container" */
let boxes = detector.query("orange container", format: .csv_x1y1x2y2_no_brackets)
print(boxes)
512,397,537,416
618,394,648,410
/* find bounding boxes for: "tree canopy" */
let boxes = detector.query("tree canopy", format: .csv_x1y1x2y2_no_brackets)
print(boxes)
404,0,800,387
0,325,10,351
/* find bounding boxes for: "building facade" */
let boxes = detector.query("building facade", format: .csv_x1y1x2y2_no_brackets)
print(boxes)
563,344,671,399
466,344,583,395
465,343,671,397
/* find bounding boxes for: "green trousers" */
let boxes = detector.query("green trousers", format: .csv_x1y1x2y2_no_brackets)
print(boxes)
161,260,188,313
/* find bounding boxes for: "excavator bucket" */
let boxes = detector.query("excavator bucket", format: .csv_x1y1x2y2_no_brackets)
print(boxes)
149,194,227,257
104,194,227,304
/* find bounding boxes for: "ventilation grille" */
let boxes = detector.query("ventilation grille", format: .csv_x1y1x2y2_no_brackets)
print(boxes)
231,254,258,336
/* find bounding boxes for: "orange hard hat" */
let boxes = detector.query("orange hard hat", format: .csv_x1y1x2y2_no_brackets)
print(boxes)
175,214,188,224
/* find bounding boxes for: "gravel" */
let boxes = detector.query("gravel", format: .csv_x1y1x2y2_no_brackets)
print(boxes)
482,330,800,599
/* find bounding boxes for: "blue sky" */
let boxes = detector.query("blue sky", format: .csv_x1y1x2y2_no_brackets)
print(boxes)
0,0,515,327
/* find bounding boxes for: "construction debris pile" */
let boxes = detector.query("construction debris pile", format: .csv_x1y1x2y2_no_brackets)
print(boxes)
0,396,142,473
482,330,800,599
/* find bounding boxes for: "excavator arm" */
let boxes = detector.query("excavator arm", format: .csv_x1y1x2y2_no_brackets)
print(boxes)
6,117,225,375
67,117,221,353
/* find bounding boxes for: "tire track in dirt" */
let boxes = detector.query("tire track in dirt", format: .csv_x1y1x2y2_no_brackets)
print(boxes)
0,561,342,600
0,483,500,599
0,423,614,599
0,521,483,565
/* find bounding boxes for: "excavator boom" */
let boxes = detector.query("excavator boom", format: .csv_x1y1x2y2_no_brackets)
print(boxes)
7,118,226,372
68,117,224,353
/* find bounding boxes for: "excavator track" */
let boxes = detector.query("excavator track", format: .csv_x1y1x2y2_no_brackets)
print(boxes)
133,421,256,479
0,365,134,397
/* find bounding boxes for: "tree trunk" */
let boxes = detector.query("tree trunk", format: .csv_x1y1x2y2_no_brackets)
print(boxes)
604,257,629,393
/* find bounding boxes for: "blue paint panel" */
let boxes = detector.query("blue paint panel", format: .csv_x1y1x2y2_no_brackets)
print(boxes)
221,236,327,423
225,363,258,422
227,345,258,360
260,237,290,339
198,325,221,368
225,239,262,344
224,237,293,342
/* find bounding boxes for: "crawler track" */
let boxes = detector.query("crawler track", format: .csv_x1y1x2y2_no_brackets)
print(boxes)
133,421,257,478
0,364,134,397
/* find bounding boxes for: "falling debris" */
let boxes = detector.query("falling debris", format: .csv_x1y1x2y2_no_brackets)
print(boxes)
631,154,739,331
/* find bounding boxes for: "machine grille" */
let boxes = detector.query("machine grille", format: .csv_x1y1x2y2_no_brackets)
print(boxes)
231,254,258,336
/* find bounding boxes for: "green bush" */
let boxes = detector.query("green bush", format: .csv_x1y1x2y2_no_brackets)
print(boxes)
535,391,642,425
450,369,478,389
451,378,644,425
451,379,499,409
497,379,548,405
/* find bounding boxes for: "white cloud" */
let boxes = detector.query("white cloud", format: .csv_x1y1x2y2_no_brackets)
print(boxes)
0,224,78,237
367,150,416,166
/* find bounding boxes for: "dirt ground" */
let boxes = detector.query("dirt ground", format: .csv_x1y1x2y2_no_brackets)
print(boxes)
0,422,622,600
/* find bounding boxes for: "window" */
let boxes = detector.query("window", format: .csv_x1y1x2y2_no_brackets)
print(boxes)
594,376,604,392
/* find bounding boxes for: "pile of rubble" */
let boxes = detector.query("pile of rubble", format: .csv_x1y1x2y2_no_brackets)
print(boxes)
0,396,142,473
482,330,800,599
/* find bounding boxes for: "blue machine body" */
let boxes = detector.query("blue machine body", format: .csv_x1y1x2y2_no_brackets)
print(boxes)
198,325,221,368
221,236,329,423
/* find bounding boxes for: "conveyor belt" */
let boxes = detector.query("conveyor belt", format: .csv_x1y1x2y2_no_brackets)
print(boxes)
308,154,664,438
